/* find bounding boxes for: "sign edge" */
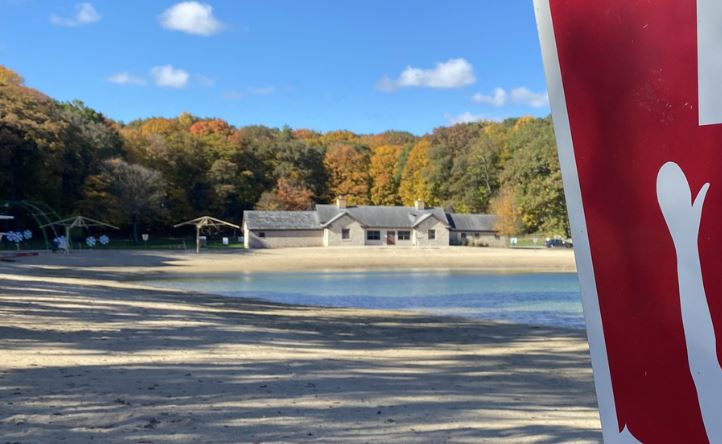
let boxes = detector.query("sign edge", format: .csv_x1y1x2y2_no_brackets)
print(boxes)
532,0,621,440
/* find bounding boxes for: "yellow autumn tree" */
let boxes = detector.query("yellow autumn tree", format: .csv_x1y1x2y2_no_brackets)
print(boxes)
319,130,358,146
398,139,434,206
369,144,402,205
140,118,175,136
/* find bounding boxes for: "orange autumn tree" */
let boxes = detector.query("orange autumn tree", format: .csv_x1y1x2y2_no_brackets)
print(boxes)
323,143,371,204
369,144,402,205
189,119,232,137
490,186,523,236
255,178,314,211
292,128,321,141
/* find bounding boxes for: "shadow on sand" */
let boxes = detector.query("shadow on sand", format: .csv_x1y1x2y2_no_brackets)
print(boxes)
0,271,601,443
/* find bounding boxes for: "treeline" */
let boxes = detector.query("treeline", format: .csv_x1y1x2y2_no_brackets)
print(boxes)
0,65,568,239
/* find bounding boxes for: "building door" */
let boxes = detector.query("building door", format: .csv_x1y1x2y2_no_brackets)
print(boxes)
386,231,396,245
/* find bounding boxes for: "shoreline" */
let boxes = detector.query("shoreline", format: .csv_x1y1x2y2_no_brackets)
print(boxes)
0,248,600,443
7,246,578,279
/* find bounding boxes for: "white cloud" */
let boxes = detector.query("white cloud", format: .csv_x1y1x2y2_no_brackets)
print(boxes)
107,72,146,86
472,87,549,108
161,2,225,36
509,87,549,108
378,58,475,91
151,65,189,88
50,2,101,27
472,88,507,107
444,112,499,125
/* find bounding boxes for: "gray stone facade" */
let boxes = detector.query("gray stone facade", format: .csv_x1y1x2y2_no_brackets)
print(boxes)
450,231,506,247
323,214,366,246
413,217,450,247
244,227,324,249
243,201,498,249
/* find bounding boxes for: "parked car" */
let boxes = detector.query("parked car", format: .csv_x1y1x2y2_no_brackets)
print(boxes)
544,238,573,248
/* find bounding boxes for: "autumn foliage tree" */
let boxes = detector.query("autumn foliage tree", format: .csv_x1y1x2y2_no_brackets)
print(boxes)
500,117,568,235
255,178,314,211
398,140,434,206
190,119,232,137
81,158,166,241
0,67,67,203
369,145,402,205
490,186,523,236
324,143,371,204
0,64,571,238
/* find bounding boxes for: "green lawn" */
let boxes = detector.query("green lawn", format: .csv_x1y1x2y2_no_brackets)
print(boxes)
1,236,245,251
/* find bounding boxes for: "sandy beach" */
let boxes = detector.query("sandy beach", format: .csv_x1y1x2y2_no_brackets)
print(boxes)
9,246,577,277
0,248,600,443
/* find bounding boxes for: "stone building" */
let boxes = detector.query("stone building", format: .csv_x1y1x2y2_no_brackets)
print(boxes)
243,198,500,249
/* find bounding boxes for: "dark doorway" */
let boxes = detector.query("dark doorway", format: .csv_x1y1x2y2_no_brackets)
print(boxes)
386,231,396,245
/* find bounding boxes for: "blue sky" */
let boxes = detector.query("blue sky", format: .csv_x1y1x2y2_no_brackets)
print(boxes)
0,1,549,135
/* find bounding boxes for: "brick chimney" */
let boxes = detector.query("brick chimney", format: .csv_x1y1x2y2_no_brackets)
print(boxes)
415,199,425,210
336,197,347,209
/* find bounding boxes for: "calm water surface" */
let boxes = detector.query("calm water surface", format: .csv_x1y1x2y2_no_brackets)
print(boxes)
141,271,584,329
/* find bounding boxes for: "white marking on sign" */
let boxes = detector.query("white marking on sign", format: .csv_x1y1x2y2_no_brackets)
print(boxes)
697,0,722,125
657,162,721,442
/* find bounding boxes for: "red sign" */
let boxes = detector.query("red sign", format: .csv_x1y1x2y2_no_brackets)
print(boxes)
536,1,722,442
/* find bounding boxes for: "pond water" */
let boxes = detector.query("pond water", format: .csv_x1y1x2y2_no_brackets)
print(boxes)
140,271,585,329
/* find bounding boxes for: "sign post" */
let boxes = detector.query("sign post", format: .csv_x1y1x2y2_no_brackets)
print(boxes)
536,1,722,441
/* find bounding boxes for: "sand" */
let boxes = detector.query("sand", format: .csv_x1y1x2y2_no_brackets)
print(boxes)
9,246,577,277
0,248,600,443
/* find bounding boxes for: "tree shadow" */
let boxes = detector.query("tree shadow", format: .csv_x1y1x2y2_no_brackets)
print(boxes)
0,273,601,443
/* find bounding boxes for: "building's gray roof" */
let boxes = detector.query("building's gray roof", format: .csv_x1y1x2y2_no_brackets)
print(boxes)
446,213,498,232
316,204,448,228
243,211,321,230
243,206,498,232
316,205,342,224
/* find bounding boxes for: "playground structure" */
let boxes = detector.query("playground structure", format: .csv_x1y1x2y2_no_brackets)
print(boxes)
40,216,119,253
0,214,14,243
174,216,240,254
1,201,61,249
1,201,243,252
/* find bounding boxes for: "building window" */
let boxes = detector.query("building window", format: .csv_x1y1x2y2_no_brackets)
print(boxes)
398,231,411,241
428,229,436,240
367,230,381,241
342,228,350,240
258,232,266,238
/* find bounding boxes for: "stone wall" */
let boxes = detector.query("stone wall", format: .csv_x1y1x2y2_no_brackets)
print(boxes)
450,231,507,248
245,228,324,249
324,215,365,246
413,218,450,247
